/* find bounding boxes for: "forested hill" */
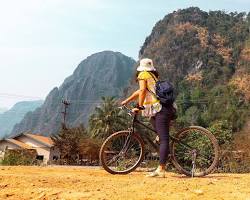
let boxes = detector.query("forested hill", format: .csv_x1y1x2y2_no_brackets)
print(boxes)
11,51,135,136
138,7,250,141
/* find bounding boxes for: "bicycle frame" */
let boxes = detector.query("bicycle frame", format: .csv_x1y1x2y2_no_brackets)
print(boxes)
130,112,192,152
132,114,156,133
129,112,204,176
100,106,219,176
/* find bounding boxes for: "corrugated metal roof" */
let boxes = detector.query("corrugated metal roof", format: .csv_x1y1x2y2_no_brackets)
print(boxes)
5,139,33,149
24,134,54,147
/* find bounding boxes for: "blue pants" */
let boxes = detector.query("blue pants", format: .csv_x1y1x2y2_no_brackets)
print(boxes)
150,105,173,164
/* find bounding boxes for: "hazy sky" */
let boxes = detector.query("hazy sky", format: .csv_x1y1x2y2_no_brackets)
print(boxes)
0,0,249,108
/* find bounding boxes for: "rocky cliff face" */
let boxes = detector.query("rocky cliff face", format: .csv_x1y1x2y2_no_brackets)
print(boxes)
139,7,250,88
0,100,43,138
11,51,135,136
138,7,250,138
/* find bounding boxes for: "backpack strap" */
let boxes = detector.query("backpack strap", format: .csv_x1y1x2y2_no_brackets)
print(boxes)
146,72,158,98
147,71,157,82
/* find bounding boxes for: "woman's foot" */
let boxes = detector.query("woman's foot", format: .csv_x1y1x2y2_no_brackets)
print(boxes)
146,167,165,178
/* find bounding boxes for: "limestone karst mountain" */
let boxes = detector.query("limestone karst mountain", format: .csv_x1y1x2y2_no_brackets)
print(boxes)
11,51,135,136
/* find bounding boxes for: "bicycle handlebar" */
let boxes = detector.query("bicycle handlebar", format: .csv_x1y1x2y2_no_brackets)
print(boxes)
118,105,137,116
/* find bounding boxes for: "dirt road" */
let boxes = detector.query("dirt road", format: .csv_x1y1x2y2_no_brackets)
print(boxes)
0,166,249,200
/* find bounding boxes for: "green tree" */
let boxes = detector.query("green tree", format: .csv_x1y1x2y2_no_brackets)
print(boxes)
185,106,200,125
88,96,129,139
52,125,87,165
208,120,233,146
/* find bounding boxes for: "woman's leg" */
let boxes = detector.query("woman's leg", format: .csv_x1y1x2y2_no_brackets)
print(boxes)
155,106,172,165
146,106,173,177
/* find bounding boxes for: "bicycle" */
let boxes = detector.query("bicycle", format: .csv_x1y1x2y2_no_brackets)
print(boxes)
99,105,219,177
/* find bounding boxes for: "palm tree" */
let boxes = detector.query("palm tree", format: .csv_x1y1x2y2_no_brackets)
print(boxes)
88,96,129,139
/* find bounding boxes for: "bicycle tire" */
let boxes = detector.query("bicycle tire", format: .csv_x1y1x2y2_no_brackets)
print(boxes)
100,130,145,174
170,126,219,177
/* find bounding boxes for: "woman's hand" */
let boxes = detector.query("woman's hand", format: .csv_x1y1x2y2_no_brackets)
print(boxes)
121,100,128,105
132,107,140,113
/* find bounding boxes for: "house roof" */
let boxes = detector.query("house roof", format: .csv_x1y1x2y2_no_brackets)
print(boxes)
23,133,54,147
5,139,33,149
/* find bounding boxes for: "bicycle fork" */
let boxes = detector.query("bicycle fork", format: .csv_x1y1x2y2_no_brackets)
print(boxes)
120,131,133,154
105,131,133,166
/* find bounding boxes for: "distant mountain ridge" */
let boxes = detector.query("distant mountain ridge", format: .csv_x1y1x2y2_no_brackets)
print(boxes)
0,100,43,138
0,108,8,114
11,51,135,136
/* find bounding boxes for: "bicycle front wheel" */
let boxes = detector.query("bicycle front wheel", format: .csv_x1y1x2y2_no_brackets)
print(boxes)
99,130,145,174
171,126,219,177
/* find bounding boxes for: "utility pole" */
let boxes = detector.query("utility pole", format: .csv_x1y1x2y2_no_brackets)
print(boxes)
61,99,70,130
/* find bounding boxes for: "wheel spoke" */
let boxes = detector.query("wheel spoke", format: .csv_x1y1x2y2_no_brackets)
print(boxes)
171,127,219,177
100,131,144,174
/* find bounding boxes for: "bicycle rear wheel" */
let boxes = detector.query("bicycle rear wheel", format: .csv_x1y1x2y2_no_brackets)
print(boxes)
171,126,219,177
100,130,145,174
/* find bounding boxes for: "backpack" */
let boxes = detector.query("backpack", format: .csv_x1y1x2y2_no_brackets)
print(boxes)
155,80,175,105
148,72,175,105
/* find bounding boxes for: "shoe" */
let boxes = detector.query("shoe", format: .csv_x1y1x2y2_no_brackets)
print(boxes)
146,167,165,178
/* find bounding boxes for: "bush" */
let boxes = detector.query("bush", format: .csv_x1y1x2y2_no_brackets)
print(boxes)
52,125,102,165
208,120,233,146
79,137,101,165
218,150,250,173
1,149,37,166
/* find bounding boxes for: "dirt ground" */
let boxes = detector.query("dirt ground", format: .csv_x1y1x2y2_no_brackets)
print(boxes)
0,166,250,200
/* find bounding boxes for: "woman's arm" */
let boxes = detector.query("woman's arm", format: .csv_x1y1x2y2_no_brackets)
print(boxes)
121,89,140,105
138,79,147,107
121,79,147,106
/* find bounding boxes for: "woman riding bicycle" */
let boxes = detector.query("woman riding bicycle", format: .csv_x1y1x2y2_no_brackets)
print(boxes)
121,58,174,178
